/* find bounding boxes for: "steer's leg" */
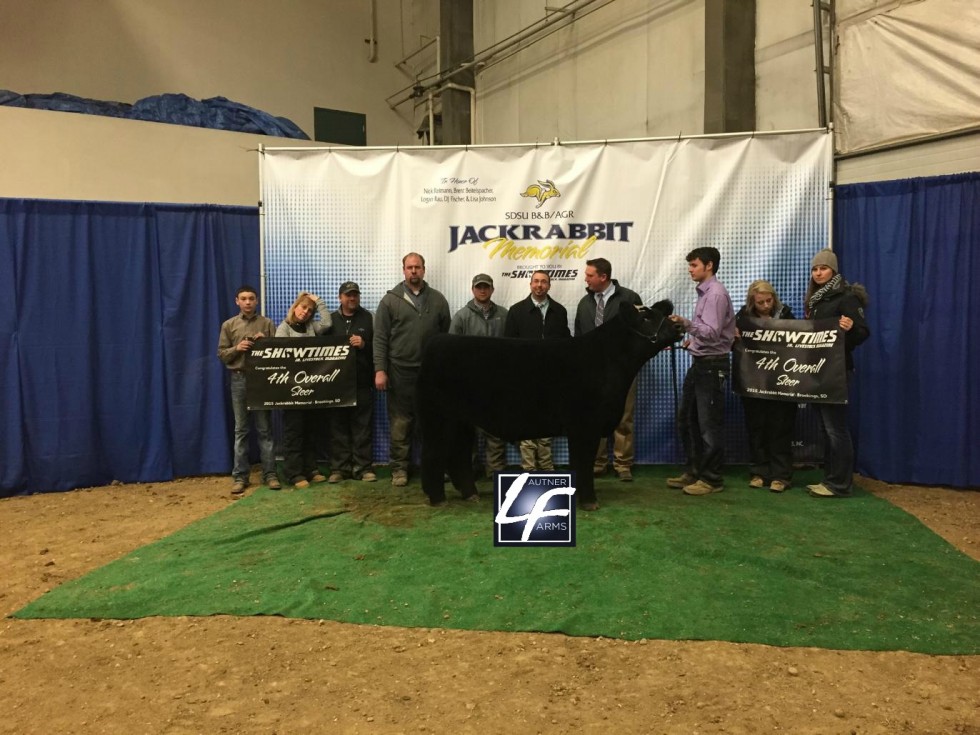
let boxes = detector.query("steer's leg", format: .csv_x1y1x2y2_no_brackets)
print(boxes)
568,432,601,509
419,410,449,505
446,422,479,500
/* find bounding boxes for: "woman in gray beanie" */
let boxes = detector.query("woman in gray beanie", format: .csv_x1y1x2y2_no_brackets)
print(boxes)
804,248,869,497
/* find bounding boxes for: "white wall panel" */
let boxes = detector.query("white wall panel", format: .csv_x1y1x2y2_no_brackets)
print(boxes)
475,0,704,144
756,0,819,131
0,106,323,206
836,131,980,184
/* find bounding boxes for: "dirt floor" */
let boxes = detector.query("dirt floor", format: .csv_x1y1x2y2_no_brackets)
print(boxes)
1,474,977,735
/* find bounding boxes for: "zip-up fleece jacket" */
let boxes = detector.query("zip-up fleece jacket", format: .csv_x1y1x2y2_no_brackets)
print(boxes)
373,281,451,371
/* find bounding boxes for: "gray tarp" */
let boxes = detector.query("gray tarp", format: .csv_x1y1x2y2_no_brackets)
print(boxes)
835,0,980,153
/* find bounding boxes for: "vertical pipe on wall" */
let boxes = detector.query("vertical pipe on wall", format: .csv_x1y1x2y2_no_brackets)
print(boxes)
257,144,268,314
366,0,378,62
812,0,827,128
427,92,435,145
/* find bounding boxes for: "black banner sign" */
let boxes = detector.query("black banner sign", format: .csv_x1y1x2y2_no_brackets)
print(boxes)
244,336,356,409
733,318,847,404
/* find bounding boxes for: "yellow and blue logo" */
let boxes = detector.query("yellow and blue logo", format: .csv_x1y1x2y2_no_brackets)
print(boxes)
520,179,561,208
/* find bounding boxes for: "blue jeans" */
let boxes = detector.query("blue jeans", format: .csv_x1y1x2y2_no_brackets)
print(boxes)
814,402,853,494
677,356,729,487
230,372,276,482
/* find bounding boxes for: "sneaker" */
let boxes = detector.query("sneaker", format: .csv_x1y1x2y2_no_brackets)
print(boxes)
770,480,788,493
683,479,724,496
265,476,281,490
749,475,765,488
593,466,607,477
328,472,344,484
807,483,838,497
294,479,310,489
666,472,696,489
616,469,633,482
361,471,377,482
231,480,246,495
311,473,328,484
392,471,408,487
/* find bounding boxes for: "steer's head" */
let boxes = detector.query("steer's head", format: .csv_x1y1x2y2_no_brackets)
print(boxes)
621,300,684,350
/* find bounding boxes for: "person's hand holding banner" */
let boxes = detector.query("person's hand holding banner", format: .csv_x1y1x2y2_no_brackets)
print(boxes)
244,336,357,410
733,318,847,403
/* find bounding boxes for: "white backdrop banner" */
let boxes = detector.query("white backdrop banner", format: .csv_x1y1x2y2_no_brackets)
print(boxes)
260,131,831,464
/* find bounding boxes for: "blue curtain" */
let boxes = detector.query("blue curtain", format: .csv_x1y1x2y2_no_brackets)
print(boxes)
834,172,979,488
0,199,260,496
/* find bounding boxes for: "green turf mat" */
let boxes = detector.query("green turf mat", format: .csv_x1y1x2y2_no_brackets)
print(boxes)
13,468,980,654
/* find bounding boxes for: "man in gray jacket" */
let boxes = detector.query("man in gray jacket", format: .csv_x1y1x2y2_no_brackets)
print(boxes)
449,273,509,476
374,252,451,486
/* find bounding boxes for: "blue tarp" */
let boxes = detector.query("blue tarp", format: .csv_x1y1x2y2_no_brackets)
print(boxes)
0,90,308,139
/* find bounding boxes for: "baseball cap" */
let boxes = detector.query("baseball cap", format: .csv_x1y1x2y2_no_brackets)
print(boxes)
339,281,360,294
472,274,494,287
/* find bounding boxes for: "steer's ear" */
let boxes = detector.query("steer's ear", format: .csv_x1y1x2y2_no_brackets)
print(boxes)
650,299,673,315
619,304,640,327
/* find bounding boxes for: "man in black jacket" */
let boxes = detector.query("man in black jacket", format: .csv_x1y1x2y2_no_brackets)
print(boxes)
327,281,376,483
574,258,644,481
504,270,571,470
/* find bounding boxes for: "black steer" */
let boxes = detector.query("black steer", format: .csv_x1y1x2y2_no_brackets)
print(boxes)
417,299,680,507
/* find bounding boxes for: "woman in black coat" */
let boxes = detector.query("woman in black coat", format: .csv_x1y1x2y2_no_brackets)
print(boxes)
735,280,797,492
803,249,869,498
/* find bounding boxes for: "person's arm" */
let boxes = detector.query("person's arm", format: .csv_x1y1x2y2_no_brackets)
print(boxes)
573,300,586,337
682,289,729,343
373,298,391,390
559,318,571,339
258,316,274,340
553,306,572,338
360,311,374,356
438,295,452,333
325,312,343,338
217,321,240,364
275,320,291,338
449,307,466,335
839,292,870,349
310,296,332,335
504,307,519,338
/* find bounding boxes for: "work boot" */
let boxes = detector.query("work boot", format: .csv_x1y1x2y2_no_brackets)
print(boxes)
666,472,696,489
